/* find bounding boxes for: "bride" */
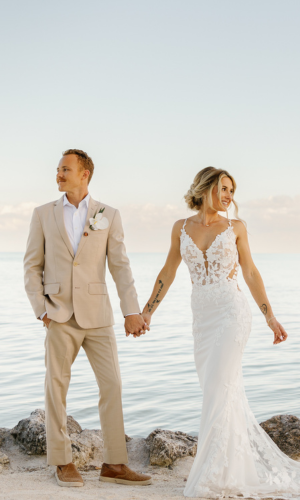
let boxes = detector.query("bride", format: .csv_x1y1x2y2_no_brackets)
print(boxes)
141,167,300,499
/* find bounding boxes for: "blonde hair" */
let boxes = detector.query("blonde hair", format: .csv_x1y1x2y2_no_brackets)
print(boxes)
184,166,242,221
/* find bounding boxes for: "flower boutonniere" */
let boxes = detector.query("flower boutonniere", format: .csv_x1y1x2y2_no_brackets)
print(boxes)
89,207,109,230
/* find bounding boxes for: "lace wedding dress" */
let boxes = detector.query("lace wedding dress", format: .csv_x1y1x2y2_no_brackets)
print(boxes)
180,219,300,499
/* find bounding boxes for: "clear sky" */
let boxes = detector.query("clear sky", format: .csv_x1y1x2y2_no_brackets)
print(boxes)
1,0,300,252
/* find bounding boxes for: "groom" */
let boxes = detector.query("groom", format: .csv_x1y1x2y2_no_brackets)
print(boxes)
24,149,152,487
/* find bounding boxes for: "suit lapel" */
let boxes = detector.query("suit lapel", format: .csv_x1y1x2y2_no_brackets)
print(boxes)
75,197,100,260
54,196,74,258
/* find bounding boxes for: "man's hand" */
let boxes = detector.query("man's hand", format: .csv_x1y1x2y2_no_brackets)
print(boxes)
41,314,51,328
125,314,150,338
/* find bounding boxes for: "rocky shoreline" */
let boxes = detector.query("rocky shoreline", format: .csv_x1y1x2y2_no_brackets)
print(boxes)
0,410,299,499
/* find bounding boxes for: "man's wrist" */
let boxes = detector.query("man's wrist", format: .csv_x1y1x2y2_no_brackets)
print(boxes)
40,312,47,320
124,313,141,318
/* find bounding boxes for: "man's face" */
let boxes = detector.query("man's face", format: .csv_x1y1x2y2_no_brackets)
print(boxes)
56,154,88,192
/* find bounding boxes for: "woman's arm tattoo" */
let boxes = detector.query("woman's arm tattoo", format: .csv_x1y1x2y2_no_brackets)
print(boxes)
147,280,164,313
260,303,267,315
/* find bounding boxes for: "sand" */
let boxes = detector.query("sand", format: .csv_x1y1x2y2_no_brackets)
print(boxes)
0,430,194,500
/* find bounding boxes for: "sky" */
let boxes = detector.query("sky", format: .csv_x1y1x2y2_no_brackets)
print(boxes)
1,0,300,252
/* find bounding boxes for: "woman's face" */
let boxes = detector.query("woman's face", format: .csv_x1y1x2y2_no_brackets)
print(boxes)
211,176,234,212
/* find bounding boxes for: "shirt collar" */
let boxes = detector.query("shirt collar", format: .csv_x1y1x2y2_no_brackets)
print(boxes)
63,193,90,209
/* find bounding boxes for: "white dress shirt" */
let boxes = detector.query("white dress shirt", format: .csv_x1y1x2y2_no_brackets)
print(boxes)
63,192,90,254
40,193,139,321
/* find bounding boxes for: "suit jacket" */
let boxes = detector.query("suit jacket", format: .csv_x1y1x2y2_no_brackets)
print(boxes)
24,195,140,328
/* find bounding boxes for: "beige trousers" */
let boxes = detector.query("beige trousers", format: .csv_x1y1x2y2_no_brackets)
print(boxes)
44,315,128,466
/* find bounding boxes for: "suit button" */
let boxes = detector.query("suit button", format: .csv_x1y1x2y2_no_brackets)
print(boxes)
83,232,88,237
73,262,78,267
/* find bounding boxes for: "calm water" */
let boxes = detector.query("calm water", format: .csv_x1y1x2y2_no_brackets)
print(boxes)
0,252,299,437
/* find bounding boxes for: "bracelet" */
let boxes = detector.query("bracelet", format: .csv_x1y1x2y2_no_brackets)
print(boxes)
267,316,276,326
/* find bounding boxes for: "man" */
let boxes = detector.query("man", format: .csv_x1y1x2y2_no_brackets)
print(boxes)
24,149,152,487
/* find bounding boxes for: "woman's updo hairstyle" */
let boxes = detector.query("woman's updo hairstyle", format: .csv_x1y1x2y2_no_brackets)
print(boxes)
184,166,241,220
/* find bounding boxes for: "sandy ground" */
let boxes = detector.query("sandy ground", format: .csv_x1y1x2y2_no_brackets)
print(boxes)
0,428,291,499
0,430,194,500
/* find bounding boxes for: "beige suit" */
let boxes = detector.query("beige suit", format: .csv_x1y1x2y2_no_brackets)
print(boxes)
24,195,140,465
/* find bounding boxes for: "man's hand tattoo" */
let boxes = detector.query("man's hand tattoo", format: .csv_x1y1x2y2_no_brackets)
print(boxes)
147,280,164,313
260,304,267,315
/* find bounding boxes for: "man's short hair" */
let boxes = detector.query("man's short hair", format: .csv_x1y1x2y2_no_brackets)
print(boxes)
63,149,94,184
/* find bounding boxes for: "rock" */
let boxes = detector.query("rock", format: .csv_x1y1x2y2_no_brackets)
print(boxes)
127,437,150,468
0,451,10,465
10,409,103,468
66,415,82,435
0,428,9,447
71,429,103,468
10,409,103,467
11,409,47,455
146,429,198,467
260,414,300,460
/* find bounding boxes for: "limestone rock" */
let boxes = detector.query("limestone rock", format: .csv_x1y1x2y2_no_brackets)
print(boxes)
0,428,9,447
10,409,103,468
71,428,103,468
260,414,300,460
127,437,150,468
146,429,198,467
11,409,47,455
0,451,10,465
10,409,104,467
66,415,82,435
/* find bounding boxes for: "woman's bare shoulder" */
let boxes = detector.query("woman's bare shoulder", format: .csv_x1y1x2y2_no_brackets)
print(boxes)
174,214,198,227
172,218,187,236
174,218,187,226
231,219,247,236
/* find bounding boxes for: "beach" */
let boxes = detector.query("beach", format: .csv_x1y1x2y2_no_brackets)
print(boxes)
1,410,299,500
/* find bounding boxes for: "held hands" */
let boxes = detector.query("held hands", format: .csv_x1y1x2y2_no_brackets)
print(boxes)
268,318,288,345
42,313,150,337
125,314,150,338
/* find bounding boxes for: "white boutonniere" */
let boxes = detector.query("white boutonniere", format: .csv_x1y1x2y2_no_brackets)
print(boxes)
89,207,109,230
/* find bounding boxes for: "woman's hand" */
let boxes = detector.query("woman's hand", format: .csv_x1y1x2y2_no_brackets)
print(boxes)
268,318,288,345
142,312,152,328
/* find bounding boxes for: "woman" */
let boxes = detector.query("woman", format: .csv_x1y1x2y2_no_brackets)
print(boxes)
142,167,300,499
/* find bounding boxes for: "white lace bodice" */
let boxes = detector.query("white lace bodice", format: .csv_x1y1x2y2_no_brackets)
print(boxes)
180,218,239,286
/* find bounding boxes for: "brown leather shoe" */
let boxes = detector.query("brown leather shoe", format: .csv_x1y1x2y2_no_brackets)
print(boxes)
99,463,152,485
55,463,83,487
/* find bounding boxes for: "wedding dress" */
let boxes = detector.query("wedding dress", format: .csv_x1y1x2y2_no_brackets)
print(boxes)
180,218,300,499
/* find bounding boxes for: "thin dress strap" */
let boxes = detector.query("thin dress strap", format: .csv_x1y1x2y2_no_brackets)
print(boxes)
228,218,232,227
181,218,188,235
